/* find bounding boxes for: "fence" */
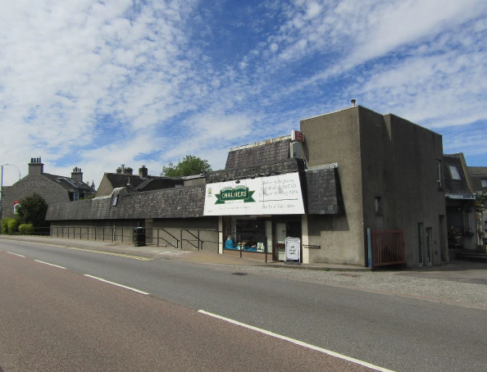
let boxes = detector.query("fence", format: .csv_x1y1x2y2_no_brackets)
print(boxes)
50,226,221,252
371,230,406,267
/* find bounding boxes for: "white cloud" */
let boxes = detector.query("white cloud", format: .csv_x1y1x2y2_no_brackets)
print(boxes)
0,0,486,185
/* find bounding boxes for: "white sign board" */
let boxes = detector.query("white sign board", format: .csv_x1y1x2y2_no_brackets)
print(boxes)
285,237,301,262
204,172,305,216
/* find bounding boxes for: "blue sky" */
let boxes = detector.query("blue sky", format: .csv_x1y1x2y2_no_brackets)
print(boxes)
1,0,486,186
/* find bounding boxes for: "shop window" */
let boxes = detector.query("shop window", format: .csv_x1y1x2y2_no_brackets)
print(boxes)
223,217,268,253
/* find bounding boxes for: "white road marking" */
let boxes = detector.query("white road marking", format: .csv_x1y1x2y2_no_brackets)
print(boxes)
84,274,149,295
7,252,25,258
198,310,395,372
35,260,66,269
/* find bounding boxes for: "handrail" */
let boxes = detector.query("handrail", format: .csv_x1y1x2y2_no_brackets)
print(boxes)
157,228,180,248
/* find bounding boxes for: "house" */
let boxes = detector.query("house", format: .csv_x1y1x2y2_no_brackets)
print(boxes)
46,104,448,268
443,154,477,251
95,165,184,197
468,166,487,246
1,158,95,220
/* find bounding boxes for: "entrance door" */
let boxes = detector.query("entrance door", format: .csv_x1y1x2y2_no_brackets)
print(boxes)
418,223,424,267
274,222,287,261
426,227,433,266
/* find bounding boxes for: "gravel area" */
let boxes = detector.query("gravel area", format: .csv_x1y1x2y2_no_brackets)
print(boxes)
207,263,487,309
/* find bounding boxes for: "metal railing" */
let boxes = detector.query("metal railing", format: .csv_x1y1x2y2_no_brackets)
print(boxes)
371,230,406,267
48,226,220,252
0,227,50,236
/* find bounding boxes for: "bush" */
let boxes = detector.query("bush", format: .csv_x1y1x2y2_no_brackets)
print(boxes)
19,224,35,235
7,218,20,234
1,218,12,234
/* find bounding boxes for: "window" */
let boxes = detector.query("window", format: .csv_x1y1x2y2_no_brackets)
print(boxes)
449,165,461,180
481,179,487,188
436,160,442,187
72,192,79,201
375,197,381,214
112,194,119,206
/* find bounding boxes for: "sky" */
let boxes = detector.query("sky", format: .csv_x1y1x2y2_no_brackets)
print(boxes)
0,0,486,187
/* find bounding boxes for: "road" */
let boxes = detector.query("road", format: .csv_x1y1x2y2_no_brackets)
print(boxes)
1,239,487,371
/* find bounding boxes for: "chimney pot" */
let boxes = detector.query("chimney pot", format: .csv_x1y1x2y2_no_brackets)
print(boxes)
351,99,356,107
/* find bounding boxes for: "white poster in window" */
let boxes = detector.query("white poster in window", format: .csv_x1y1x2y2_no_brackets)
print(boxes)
204,172,305,216
285,237,300,262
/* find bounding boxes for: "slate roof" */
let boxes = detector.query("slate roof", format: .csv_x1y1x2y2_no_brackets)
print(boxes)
305,165,344,214
443,155,472,195
468,167,487,177
42,173,95,193
101,173,183,193
46,185,205,221
225,137,291,169
104,173,149,189
208,158,304,183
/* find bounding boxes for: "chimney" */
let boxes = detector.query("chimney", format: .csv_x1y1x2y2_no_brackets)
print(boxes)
123,167,133,175
71,167,83,183
351,99,357,107
28,157,44,175
139,165,148,177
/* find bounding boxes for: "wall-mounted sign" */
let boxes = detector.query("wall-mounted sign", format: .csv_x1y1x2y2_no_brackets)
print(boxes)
291,130,304,143
285,237,301,262
13,201,20,214
204,172,305,216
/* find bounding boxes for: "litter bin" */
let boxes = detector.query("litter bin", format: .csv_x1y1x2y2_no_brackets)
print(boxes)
133,227,146,247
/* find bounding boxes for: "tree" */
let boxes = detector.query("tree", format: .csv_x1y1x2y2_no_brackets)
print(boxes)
16,193,49,227
161,155,212,177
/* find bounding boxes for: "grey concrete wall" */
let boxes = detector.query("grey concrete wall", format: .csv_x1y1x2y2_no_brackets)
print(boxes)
358,107,397,234
300,107,366,265
385,114,447,266
2,174,70,219
152,218,219,251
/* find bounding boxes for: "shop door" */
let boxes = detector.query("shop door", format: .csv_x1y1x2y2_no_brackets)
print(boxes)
274,222,287,261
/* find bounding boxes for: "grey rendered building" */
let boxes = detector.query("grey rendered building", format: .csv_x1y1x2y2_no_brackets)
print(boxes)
47,105,447,268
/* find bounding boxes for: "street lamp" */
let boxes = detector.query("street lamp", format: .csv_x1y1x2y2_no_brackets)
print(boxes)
0,163,22,219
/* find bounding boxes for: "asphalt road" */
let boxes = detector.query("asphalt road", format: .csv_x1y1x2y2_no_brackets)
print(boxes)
1,239,487,372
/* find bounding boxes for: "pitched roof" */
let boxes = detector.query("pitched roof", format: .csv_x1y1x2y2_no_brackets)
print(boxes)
103,173,183,192
42,173,95,193
47,185,206,221
225,137,291,169
443,155,472,195
468,166,487,177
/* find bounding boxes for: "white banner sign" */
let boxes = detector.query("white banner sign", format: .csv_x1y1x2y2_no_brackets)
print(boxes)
204,172,305,216
285,237,301,262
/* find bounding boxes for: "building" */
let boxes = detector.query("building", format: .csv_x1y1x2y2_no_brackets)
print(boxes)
468,166,487,246
96,165,184,197
1,158,95,220
442,154,477,251
46,105,448,268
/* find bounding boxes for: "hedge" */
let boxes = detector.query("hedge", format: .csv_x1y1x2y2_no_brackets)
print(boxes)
7,218,20,234
19,224,35,235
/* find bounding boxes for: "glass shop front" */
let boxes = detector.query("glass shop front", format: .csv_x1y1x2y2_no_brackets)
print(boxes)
222,215,302,262
204,172,305,262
